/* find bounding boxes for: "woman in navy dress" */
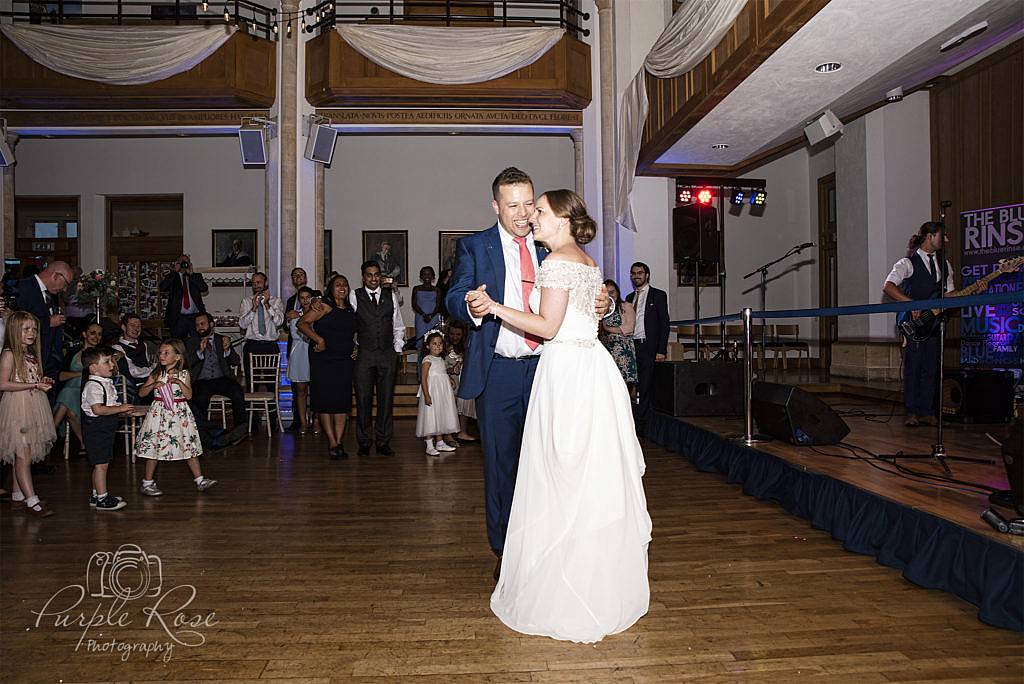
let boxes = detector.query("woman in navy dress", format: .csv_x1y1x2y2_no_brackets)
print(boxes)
298,274,357,460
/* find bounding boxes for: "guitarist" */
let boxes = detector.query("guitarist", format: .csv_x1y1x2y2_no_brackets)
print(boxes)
883,221,954,428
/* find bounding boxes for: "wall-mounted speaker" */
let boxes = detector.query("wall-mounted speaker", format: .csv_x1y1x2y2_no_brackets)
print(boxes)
304,122,338,164
238,126,267,166
672,204,719,264
803,109,843,146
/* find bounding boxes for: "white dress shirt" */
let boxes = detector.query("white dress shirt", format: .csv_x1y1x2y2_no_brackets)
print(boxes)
885,248,954,293
35,274,52,313
81,375,120,418
114,337,156,379
468,227,544,359
632,285,650,341
239,293,285,342
348,288,406,353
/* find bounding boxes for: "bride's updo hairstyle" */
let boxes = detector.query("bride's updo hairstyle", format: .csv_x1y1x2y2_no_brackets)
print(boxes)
543,189,597,245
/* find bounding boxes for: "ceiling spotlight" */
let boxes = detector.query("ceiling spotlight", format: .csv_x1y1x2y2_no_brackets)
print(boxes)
711,143,729,150
885,86,904,103
750,189,767,206
729,188,746,205
678,187,693,205
697,188,713,206
814,62,842,73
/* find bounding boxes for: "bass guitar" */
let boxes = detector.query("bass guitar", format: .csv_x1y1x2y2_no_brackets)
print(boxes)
897,255,1024,344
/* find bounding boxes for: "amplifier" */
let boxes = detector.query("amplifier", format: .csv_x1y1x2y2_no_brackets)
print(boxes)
942,369,1014,423
653,360,743,417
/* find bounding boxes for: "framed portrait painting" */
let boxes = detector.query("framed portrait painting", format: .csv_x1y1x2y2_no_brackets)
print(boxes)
438,230,477,274
212,229,257,269
362,230,409,287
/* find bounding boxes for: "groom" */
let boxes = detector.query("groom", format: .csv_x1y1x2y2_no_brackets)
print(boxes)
447,167,610,582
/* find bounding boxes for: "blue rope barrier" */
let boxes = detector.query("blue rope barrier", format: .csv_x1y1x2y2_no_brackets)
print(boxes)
670,289,1022,327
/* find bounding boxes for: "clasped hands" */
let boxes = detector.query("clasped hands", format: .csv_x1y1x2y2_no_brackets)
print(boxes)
464,284,613,319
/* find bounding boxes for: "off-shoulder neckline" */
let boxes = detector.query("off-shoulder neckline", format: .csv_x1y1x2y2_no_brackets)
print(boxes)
542,259,599,269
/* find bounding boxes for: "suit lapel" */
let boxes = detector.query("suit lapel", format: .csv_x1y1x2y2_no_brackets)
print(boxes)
485,224,506,303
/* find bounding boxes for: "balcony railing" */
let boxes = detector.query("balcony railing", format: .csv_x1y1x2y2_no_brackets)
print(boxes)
304,0,589,40
0,0,278,41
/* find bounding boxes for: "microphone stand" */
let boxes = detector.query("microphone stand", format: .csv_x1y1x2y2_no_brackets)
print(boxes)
880,201,993,473
743,243,811,371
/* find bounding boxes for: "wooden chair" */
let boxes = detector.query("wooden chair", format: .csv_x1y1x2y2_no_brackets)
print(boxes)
774,324,811,371
401,325,419,377
208,365,242,429
724,323,773,366
115,376,149,463
244,353,285,435
672,325,710,360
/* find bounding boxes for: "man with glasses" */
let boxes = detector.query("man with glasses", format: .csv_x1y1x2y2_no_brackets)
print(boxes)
15,260,73,384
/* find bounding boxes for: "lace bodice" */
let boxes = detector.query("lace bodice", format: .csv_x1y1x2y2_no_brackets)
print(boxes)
532,260,603,345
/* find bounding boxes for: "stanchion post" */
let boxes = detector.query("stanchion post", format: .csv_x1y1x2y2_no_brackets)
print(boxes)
743,307,755,445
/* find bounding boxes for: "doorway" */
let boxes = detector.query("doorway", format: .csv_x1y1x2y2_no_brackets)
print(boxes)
817,173,837,372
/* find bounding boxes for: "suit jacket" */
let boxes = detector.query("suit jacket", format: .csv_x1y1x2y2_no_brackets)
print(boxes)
14,276,63,379
185,333,240,380
159,271,208,329
626,286,670,357
443,224,547,400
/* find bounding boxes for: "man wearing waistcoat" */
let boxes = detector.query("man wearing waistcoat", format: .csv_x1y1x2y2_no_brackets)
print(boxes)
883,221,955,428
349,261,406,457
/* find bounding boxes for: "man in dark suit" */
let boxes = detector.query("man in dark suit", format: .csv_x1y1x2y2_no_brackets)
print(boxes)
626,261,669,436
186,312,247,448
15,260,73,383
159,253,208,340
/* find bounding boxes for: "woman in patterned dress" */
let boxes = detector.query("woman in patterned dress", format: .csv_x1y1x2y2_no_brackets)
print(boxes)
598,279,638,396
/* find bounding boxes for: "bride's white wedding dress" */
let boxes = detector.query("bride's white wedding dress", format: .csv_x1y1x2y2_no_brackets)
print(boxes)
490,259,652,643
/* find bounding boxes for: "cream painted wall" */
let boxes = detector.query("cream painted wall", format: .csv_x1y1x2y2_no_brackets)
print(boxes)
13,136,265,274
323,134,575,321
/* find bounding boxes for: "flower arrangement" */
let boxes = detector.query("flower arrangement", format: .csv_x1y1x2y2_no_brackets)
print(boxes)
76,269,118,315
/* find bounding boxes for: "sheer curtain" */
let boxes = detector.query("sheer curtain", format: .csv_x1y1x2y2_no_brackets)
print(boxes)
616,0,747,232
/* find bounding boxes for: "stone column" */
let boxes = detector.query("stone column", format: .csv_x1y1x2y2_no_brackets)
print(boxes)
1,133,17,259
596,0,616,279
278,0,299,295
314,161,325,287
569,128,584,194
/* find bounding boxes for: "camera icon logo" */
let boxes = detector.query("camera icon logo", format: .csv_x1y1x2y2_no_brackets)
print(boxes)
87,544,163,601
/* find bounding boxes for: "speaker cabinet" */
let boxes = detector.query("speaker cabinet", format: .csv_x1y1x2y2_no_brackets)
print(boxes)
942,369,1014,423
238,127,267,166
672,204,719,264
752,381,850,445
304,122,338,164
653,360,743,417
803,109,843,145
1002,418,1023,515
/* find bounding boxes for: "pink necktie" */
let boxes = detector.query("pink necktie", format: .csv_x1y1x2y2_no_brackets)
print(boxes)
513,236,542,350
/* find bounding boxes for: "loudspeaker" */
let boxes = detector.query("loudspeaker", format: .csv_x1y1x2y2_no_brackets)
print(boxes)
672,204,719,264
238,126,267,166
752,381,850,445
304,122,338,164
942,369,1014,423
803,109,843,146
653,360,743,417
1001,418,1023,515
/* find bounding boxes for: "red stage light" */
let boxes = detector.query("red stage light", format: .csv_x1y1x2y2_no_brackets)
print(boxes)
697,188,713,205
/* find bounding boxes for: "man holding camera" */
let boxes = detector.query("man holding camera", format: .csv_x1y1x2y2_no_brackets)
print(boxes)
159,254,208,340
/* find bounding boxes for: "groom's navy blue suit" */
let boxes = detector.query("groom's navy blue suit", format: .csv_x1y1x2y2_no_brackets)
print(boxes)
446,224,547,555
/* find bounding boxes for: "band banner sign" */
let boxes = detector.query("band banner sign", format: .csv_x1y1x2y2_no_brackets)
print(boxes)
960,202,1023,369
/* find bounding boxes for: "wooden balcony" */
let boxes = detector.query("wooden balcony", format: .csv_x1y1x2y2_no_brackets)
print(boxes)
0,30,276,110
305,30,591,110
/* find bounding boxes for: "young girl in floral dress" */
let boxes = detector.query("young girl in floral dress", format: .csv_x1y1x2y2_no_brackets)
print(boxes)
135,339,216,496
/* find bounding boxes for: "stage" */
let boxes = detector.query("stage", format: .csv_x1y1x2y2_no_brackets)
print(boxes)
645,400,1024,632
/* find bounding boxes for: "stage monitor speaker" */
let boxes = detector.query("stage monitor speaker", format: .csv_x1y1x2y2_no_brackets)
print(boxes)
653,360,743,417
1001,418,1023,515
942,369,1014,423
304,122,338,164
752,381,850,445
672,204,719,264
803,109,843,146
238,126,267,166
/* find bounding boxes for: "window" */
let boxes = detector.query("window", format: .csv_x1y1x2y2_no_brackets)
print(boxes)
33,222,59,239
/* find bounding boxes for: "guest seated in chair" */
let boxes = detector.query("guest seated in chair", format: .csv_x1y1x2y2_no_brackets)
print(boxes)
185,312,247,448
112,313,156,405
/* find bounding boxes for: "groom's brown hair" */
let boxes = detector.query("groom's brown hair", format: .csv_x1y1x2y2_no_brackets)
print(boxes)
492,167,533,201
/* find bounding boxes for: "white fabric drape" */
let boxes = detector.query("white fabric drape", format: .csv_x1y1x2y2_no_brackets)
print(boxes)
336,25,564,85
616,0,747,231
0,24,237,85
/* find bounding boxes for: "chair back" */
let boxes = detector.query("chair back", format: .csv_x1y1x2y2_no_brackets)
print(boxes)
248,353,282,392
775,323,799,339
674,324,697,341
115,374,129,403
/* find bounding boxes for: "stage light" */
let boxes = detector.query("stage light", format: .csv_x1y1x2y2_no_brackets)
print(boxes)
730,188,745,205
750,189,767,206
678,187,693,205
697,188,713,205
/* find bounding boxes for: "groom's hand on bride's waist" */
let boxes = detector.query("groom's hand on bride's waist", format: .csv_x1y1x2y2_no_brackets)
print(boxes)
595,285,613,318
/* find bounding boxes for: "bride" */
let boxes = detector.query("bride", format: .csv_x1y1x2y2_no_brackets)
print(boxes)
467,189,652,643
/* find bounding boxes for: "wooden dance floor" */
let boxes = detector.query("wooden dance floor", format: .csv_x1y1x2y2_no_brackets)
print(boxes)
2,418,1023,683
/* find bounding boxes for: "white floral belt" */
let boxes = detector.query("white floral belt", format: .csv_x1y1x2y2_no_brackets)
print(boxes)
546,338,597,348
